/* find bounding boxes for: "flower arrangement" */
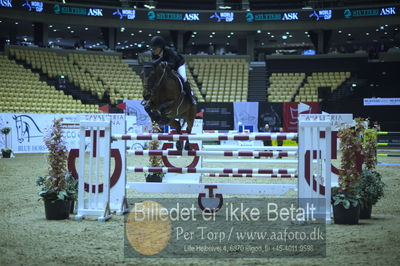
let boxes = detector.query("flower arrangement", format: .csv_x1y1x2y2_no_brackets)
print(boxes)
36,118,77,201
332,119,364,209
1,127,12,157
363,121,379,170
357,121,384,217
145,122,164,182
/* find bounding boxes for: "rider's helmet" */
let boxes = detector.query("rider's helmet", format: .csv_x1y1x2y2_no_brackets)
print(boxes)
150,36,165,50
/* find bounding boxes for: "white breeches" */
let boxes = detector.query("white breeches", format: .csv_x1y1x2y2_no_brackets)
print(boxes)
178,64,187,82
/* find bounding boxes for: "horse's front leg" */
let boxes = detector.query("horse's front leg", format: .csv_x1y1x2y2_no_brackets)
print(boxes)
184,118,194,151
168,120,182,150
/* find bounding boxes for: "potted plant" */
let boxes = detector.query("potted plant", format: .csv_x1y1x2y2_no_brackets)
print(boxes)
36,118,77,220
357,169,385,219
332,121,364,225
1,127,12,158
357,123,385,219
145,122,164,182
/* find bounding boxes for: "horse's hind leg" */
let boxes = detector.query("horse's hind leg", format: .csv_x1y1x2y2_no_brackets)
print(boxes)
168,119,183,150
184,106,197,150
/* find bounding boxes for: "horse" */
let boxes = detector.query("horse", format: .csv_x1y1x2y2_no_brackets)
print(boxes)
140,57,197,150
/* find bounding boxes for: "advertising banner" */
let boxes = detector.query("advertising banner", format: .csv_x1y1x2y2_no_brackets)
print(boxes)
233,102,259,132
0,113,125,153
283,102,320,132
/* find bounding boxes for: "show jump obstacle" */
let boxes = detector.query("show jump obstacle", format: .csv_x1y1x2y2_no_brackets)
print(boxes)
75,114,332,223
377,131,400,158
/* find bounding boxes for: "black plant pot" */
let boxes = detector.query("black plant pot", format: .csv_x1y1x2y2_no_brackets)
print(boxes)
333,204,360,225
146,174,163,183
44,199,70,220
69,200,75,214
2,151,11,158
359,204,372,219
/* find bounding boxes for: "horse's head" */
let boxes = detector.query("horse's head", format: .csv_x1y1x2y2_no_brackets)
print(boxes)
140,57,167,101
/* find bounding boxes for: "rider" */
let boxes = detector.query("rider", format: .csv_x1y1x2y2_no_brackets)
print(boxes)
149,35,197,105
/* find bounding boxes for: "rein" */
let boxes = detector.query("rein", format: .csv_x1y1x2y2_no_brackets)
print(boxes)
151,66,167,96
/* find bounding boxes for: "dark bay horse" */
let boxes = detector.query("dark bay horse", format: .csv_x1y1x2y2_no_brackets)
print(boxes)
140,57,197,150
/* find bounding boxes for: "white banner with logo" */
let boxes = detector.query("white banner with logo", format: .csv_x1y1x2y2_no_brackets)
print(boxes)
0,113,125,154
233,102,259,132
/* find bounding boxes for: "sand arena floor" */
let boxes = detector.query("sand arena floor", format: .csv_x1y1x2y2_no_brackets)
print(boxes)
0,153,399,265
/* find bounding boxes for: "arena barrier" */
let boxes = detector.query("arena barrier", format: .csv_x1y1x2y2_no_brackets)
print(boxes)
75,114,333,223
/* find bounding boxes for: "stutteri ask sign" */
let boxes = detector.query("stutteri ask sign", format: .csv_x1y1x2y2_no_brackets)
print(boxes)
364,98,400,106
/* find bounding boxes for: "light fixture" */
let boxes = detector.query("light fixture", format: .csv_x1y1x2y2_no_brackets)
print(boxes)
338,30,342,33
130,33,134,36
366,32,370,35
70,30,74,33
267,32,271,35
226,42,230,45
304,31,308,34
380,26,384,29
53,29,57,32
67,26,71,29
209,35,213,38
192,42,195,45
219,6,232,9
348,33,351,36
286,32,289,34
227,35,231,38
157,30,160,33
230,32,234,35
194,31,197,34
138,30,142,33
271,35,275,38
282,35,288,39
120,27,125,32
257,30,261,34
212,32,215,35
191,35,195,38
15,22,19,25
148,33,152,36
85,27,88,30
144,4,155,9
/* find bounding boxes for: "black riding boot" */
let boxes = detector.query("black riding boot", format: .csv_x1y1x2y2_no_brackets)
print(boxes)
183,81,197,105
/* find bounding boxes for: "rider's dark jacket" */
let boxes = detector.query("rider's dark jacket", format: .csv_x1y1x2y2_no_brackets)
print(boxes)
151,46,185,71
